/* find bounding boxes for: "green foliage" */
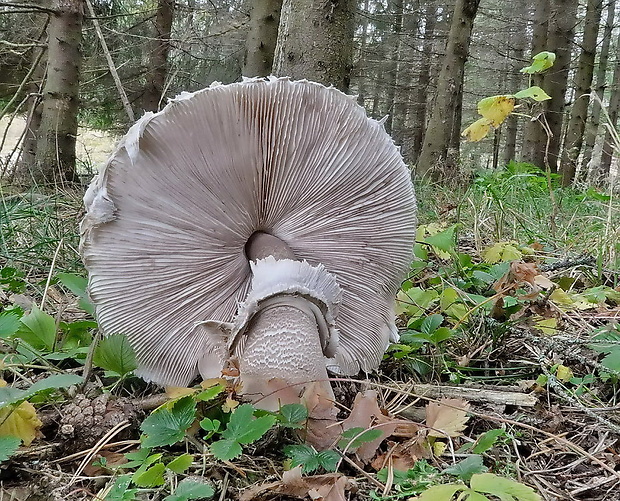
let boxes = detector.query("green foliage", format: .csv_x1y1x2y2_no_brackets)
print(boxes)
590,324,620,373
418,473,541,501
167,453,194,474
0,311,22,337
0,374,83,408
163,479,215,501
284,444,339,474
105,475,138,501
520,51,556,74
17,306,56,352
0,435,21,462
209,404,277,461
94,334,138,377
140,396,197,448
56,272,95,316
0,267,27,293
374,460,440,498
276,403,308,429
443,455,488,482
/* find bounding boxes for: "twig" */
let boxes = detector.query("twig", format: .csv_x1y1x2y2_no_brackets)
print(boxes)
84,0,135,122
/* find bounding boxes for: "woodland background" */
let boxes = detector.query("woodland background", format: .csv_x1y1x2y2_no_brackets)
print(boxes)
0,0,618,187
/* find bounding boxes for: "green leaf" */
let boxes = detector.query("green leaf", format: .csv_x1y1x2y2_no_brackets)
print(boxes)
210,438,242,461
17,306,56,351
278,403,308,428
472,429,506,454
104,474,138,501
122,448,153,468
164,479,215,501
141,396,197,448
284,444,321,473
0,435,21,462
421,314,444,334
316,450,340,472
196,384,225,402
418,484,467,501
167,453,193,473
221,403,277,444
430,327,454,344
470,473,541,501
513,86,551,102
0,311,22,338
520,51,555,74
443,455,487,482
0,374,83,408
93,334,138,377
338,427,383,450
425,225,457,253
56,273,95,316
132,462,166,487
200,418,222,433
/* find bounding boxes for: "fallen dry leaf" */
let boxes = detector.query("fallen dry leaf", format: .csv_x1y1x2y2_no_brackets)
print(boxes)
302,382,342,450
425,398,470,438
240,466,353,501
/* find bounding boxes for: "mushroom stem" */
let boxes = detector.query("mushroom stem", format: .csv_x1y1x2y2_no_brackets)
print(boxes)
245,231,296,261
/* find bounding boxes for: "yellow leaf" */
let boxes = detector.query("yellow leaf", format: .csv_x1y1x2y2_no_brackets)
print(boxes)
0,402,42,446
482,242,523,263
432,440,447,457
533,317,557,335
426,398,470,438
462,118,493,142
549,289,594,311
478,95,516,126
222,397,239,413
556,365,574,383
165,386,196,399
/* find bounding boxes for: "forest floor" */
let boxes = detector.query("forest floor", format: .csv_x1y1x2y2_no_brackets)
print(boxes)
1,164,620,501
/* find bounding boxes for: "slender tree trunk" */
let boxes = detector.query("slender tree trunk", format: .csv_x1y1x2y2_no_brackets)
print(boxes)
142,0,174,112
599,32,620,178
582,0,615,180
559,0,603,186
384,0,404,135
416,0,480,180
355,0,371,106
25,0,83,186
273,0,356,91
503,0,526,165
521,0,549,167
545,0,579,172
410,2,436,164
242,0,283,77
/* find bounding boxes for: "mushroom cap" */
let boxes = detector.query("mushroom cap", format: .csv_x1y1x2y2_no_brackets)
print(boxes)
80,77,416,386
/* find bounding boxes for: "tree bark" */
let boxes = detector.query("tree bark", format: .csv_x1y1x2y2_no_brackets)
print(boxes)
559,0,603,186
521,0,549,167
502,0,526,166
242,0,283,77
383,0,404,135
142,0,174,113
27,0,83,186
409,2,436,165
416,0,480,180
581,0,615,181
273,0,356,91
545,0,579,172
599,31,620,178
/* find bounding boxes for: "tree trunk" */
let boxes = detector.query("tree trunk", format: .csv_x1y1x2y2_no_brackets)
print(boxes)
273,0,356,91
521,0,549,167
383,0,404,135
26,0,83,186
502,0,526,166
545,0,579,172
142,0,174,113
409,2,436,165
416,0,480,180
559,0,603,186
599,31,620,178
582,0,615,181
355,0,371,106
242,0,283,77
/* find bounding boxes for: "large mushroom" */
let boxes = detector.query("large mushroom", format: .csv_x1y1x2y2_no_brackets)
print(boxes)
80,77,416,405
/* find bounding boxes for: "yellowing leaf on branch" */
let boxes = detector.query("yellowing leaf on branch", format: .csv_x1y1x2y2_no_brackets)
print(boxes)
0,381,42,446
462,118,493,142
478,95,516,126
520,51,556,74
514,86,551,102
